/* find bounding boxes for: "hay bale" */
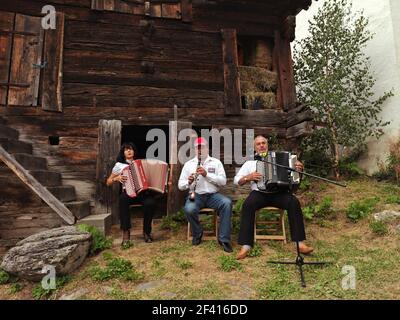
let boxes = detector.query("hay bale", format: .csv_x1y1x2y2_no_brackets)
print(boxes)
243,92,277,110
239,66,278,92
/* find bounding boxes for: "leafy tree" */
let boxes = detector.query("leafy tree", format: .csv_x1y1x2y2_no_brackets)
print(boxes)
294,0,393,178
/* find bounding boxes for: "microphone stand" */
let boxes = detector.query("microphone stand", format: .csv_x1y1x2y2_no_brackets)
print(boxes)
256,156,345,287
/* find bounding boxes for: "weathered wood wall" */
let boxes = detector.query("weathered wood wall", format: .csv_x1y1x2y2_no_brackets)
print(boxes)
0,0,313,221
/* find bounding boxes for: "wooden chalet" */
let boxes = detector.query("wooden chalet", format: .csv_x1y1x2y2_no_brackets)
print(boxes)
0,0,315,251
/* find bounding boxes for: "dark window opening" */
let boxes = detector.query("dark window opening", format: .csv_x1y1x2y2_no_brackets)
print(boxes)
48,136,60,145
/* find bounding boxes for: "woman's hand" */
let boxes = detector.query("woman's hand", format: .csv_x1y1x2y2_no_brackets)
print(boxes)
114,174,127,183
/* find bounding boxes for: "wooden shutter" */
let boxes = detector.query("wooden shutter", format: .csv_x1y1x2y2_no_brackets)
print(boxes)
41,12,64,112
221,29,242,115
0,11,14,105
167,120,192,215
95,120,122,224
8,14,44,106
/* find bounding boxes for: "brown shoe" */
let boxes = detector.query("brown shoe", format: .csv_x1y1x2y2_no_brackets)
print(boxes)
299,243,314,255
236,247,250,260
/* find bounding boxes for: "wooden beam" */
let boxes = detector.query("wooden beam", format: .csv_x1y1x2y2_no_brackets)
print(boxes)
41,12,64,112
0,145,75,225
221,28,241,115
167,120,192,215
95,119,121,224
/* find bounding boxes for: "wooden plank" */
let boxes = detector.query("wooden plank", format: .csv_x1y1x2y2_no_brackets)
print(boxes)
181,0,192,22
0,11,14,105
8,14,43,106
95,119,121,224
161,3,181,19
167,120,192,215
91,0,116,11
0,145,75,225
62,83,224,109
41,12,64,112
273,29,296,111
286,121,313,139
221,29,241,115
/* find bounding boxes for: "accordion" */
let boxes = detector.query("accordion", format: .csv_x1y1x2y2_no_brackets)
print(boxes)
120,159,168,198
256,151,300,192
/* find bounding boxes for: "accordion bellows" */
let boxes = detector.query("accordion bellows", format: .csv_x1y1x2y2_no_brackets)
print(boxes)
116,159,168,198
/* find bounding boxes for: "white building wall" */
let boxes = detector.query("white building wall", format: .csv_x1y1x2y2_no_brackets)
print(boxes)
295,0,400,174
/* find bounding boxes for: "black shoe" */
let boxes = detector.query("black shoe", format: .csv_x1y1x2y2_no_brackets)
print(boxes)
219,240,233,253
143,233,153,243
192,231,203,246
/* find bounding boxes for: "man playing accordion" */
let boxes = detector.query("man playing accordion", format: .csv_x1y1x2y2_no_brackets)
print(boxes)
234,135,314,260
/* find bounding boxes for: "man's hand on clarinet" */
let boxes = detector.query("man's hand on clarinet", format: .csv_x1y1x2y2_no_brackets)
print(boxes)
196,167,207,177
188,174,195,185
295,161,304,172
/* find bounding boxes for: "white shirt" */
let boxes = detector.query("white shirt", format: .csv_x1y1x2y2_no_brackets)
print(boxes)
234,160,260,191
178,156,226,194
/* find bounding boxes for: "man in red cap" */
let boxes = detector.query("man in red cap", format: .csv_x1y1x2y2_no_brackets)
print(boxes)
178,137,233,252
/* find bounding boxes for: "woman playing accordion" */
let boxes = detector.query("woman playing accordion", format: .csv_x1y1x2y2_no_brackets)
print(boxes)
106,142,156,246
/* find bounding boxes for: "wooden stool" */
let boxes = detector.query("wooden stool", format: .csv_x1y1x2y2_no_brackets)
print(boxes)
187,208,218,241
254,207,287,243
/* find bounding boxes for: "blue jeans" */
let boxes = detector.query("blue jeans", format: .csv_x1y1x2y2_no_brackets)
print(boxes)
183,192,232,243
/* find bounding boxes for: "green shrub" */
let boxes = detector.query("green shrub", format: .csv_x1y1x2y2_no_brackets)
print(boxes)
32,275,71,300
233,197,245,214
248,243,263,257
8,282,23,294
76,224,112,255
89,257,144,282
314,196,334,219
160,209,186,232
217,255,243,272
385,194,400,204
176,259,194,270
346,197,379,222
0,269,10,285
299,177,312,191
338,160,364,178
369,221,388,236
303,206,314,221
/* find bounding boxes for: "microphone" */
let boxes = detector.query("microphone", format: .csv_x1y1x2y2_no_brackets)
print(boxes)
254,152,267,160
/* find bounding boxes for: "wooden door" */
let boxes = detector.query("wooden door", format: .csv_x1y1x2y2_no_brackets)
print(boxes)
95,119,122,224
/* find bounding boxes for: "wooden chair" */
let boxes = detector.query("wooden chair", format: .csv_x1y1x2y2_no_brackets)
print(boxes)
254,207,287,243
187,208,218,241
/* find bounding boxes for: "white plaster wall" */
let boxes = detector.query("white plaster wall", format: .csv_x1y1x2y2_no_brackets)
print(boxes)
295,0,400,174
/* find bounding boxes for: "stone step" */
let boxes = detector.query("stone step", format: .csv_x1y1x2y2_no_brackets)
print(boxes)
0,124,19,140
76,214,112,235
29,170,62,187
13,153,47,170
65,200,90,220
0,138,33,154
47,185,76,202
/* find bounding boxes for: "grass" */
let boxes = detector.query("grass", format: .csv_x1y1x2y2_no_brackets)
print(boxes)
1,177,400,300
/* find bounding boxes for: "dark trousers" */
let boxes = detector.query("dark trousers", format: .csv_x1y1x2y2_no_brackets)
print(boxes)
238,190,306,247
119,191,156,234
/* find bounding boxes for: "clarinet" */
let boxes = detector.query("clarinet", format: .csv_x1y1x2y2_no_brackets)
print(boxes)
189,159,201,201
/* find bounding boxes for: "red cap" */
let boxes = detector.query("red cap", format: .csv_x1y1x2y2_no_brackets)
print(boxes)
194,137,208,147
